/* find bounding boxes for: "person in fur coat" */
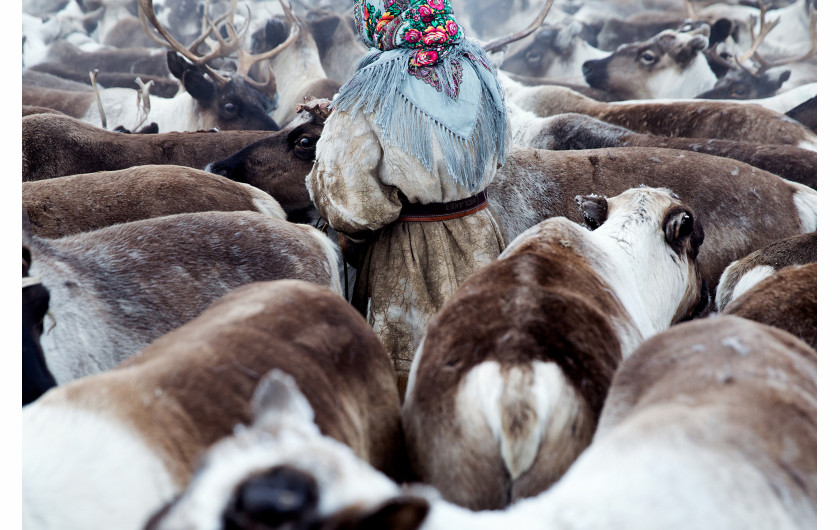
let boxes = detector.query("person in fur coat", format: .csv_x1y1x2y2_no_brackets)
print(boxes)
306,0,510,397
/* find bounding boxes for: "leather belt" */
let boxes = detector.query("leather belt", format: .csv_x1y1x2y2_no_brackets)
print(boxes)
397,191,488,222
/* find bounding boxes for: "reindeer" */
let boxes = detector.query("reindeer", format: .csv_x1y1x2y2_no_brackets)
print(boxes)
715,231,816,311
24,280,404,530
26,210,340,384
403,188,706,510
23,165,287,238
143,315,816,530
248,1,342,127
23,0,282,132
722,262,816,350
22,113,276,181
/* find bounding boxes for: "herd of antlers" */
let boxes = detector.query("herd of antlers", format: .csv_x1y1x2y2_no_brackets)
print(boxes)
687,0,817,78
137,0,302,91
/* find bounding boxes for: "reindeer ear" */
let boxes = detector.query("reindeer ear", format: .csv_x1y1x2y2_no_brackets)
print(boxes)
575,195,608,230
306,11,341,52
166,51,189,81
664,208,704,259
708,19,733,47
251,369,315,429
182,69,217,103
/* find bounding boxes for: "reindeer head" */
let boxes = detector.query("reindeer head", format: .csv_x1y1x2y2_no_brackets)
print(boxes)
582,29,714,99
145,370,428,530
576,188,708,328
139,0,297,131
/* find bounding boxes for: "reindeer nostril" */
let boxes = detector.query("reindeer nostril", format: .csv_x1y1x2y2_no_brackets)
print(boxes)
224,466,318,529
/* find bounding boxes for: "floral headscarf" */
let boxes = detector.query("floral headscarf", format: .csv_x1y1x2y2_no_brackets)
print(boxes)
333,0,508,192
355,0,463,68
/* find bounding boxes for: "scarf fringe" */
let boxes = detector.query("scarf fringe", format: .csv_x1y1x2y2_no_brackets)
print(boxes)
331,41,507,192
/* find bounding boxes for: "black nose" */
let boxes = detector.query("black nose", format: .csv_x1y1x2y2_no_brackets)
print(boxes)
581,60,594,78
223,466,319,530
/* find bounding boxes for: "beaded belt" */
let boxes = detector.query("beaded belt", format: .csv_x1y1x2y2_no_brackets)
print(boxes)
397,191,488,222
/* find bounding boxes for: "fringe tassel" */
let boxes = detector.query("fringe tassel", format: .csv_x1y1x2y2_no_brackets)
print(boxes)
331,41,507,192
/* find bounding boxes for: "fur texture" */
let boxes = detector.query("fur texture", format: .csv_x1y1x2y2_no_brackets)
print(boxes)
27,211,340,384
715,231,816,310
23,166,286,238
402,188,705,510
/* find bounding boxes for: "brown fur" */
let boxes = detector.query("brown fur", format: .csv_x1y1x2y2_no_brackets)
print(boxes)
201,110,812,294
22,114,275,181
526,112,816,188
23,166,283,238
208,108,328,222
595,316,816,520
404,235,624,510
624,136,817,190
23,70,94,92
22,105,67,117
723,263,817,350
44,280,404,486
30,62,180,98
22,86,95,119
716,231,817,309
489,147,812,292
43,39,170,77
509,80,817,146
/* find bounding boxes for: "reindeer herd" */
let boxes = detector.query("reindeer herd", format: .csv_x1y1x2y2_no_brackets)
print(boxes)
22,0,818,528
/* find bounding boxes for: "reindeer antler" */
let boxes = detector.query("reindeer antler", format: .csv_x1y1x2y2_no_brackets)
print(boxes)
683,0,697,20
483,0,556,52
749,4,816,74
236,0,302,91
737,0,780,65
137,0,248,85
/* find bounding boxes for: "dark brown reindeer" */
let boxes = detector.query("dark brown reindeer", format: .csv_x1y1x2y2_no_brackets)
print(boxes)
403,188,706,510
722,262,816,350
23,165,287,238
22,113,276,181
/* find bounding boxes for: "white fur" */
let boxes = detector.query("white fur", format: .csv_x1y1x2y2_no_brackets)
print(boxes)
644,57,717,100
153,374,401,530
300,224,342,295
23,402,178,530
793,187,817,233
505,188,695,355
516,405,809,530
268,30,330,127
725,265,776,309
241,183,288,220
80,90,208,133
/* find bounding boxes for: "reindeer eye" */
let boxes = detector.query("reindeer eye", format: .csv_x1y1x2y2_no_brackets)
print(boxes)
640,51,657,65
732,87,747,97
525,50,542,63
223,102,237,114
679,213,693,237
297,136,314,148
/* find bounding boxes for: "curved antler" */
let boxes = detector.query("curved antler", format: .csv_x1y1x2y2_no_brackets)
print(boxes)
236,0,302,90
138,0,248,85
482,0,556,53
